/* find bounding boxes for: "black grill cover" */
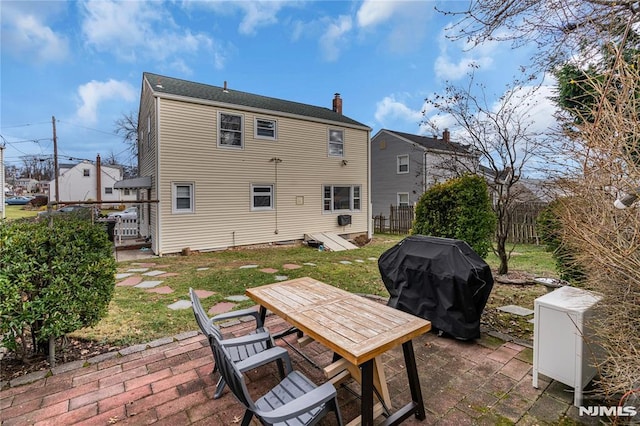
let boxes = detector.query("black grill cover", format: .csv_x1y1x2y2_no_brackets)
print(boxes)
378,235,493,339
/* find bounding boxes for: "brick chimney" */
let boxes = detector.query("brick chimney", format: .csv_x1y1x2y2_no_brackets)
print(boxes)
442,128,450,143
332,93,342,114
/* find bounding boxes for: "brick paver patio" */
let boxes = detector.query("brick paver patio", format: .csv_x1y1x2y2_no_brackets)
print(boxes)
0,310,602,425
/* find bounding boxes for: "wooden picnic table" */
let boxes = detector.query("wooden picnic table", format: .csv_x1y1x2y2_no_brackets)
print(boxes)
245,276,431,426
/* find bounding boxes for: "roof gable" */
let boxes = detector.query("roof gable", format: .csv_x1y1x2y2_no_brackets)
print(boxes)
374,129,471,154
143,72,368,129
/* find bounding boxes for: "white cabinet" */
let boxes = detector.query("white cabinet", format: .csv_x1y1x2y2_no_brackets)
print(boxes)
532,286,602,407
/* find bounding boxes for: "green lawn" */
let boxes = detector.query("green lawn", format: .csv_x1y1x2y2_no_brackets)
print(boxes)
72,235,557,346
2,204,39,220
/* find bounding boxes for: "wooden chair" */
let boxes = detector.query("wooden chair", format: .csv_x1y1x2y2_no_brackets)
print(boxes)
189,288,284,399
214,334,344,426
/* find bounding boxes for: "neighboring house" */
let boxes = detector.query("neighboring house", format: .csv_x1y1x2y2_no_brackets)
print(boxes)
14,178,39,194
116,72,371,256
370,129,478,216
48,157,137,205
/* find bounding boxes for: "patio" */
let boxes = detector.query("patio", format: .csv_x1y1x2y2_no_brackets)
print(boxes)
0,311,598,425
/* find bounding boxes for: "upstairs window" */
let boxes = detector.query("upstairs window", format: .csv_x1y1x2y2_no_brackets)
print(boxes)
105,187,113,195
251,184,274,210
83,169,90,177
397,155,409,174
219,112,243,148
328,129,344,157
255,118,277,140
323,185,361,212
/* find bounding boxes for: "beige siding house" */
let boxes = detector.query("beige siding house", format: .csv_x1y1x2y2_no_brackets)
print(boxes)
122,72,371,256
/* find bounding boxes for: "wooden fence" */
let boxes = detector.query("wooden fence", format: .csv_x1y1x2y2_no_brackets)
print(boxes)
374,205,414,234
373,202,548,244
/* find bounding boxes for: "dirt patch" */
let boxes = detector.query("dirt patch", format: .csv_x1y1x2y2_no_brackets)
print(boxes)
1,338,123,383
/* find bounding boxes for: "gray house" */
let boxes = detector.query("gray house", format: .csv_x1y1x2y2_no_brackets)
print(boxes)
371,129,478,216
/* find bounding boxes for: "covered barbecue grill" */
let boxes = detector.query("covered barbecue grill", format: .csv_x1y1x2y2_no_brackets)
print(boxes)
378,235,494,340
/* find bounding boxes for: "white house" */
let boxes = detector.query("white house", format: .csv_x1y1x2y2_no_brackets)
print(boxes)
48,156,137,205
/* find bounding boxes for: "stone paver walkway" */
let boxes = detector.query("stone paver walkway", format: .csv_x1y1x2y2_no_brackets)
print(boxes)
1,311,603,425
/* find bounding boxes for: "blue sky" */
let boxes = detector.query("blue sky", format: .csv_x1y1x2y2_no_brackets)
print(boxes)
1,0,555,170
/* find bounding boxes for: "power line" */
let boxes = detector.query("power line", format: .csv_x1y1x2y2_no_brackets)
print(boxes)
0,121,51,130
57,120,120,137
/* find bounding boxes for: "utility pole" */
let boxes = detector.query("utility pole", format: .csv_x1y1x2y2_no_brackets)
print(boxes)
0,143,5,219
52,116,59,204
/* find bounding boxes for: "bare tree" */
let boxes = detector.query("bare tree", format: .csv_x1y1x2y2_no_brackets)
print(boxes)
423,70,546,274
114,111,138,161
440,0,640,71
20,155,54,183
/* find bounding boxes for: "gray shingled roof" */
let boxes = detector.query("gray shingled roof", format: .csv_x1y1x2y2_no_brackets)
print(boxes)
144,72,368,128
382,129,471,153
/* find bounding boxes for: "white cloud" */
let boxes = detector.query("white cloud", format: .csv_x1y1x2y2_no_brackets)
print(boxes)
374,95,424,127
356,1,434,54
319,15,353,62
356,0,401,28
0,3,69,63
75,79,137,124
184,0,291,35
433,25,504,81
80,0,225,70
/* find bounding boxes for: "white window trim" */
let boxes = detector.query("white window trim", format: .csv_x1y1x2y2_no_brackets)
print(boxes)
254,118,277,140
322,184,362,213
328,128,344,157
251,184,275,211
105,187,113,195
397,192,410,207
218,111,244,149
83,169,90,177
172,182,195,214
397,154,409,174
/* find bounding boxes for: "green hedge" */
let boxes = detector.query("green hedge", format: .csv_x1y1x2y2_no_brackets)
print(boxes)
412,174,495,257
0,217,116,356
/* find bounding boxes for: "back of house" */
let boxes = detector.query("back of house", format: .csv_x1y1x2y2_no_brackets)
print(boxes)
133,72,371,255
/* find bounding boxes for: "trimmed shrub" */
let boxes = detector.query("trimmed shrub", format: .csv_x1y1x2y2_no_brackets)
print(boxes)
536,199,586,284
412,174,495,257
0,217,116,358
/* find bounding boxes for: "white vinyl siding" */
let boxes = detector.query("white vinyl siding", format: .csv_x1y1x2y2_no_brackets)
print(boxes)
172,182,194,213
397,155,409,174
219,112,243,148
323,185,361,212
255,118,277,140
328,129,344,157
251,184,274,210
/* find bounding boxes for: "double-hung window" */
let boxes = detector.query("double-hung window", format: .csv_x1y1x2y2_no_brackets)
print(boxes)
328,129,344,157
397,193,409,207
323,185,361,212
255,118,277,140
219,112,243,148
105,187,113,195
83,169,90,177
172,182,194,213
397,155,409,174
251,184,274,210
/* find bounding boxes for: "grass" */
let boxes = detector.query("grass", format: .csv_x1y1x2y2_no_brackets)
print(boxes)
2,204,39,220
71,235,556,346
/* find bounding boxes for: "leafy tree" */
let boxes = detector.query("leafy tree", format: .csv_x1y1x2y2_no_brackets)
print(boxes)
0,217,116,365
413,174,495,258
